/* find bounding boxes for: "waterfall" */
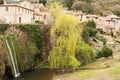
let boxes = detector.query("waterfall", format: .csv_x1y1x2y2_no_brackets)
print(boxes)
11,41,20,75
5,39,20,77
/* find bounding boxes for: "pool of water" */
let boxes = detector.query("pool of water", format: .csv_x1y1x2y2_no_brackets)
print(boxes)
14,69,54,80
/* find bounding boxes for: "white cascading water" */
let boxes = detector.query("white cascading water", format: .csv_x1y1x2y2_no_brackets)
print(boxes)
6,39,20,77
11,41,20,77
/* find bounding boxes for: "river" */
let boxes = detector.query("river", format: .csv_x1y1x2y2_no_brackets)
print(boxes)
14,69,54,80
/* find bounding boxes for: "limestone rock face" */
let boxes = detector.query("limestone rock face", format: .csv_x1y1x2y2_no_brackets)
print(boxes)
0,39,7,80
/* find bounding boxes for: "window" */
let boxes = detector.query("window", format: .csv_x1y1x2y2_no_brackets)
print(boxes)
33,17,35,19
6,7,8,12
44,15,46,19
19,17,21,23
95,17,98,19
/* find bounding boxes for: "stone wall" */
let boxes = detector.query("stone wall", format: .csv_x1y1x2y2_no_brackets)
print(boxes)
40,25,52,59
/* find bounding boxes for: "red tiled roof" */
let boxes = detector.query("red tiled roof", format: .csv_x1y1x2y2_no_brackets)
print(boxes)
39,7,48,12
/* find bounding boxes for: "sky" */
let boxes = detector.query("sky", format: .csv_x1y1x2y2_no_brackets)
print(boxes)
5,0,20,4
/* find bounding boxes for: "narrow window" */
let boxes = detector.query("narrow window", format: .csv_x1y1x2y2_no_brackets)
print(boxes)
6,7,8,11
44,15,46,19
19,17,21,23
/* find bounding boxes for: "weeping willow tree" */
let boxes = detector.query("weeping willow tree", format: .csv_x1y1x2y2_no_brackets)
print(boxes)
48,2,64,22
48,14,82,69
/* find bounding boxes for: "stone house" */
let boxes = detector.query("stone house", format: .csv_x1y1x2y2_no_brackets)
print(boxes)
32,3,50,24
73,11,86,21
0,0,33,24
106,15,120,33
0,0,50,24
95,15,120,36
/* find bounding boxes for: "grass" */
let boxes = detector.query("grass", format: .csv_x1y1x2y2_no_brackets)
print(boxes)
53,55,120,80
53,69,100,80
77,70,99,79
108,63,120,76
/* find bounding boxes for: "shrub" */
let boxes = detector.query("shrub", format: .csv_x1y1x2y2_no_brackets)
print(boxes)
82,20,97,43
35,20,40,24
18,24,43,50
0,24,9,32
96,46,112,58
76,41,96,65
17,24,43,70
39,21,44,24
35,20,44,24
95,36,107,45
18,24,43,68
25,42,40,69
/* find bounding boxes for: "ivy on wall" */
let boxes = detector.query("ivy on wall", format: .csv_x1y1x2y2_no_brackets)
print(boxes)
18,24,43,50
0,24,9,32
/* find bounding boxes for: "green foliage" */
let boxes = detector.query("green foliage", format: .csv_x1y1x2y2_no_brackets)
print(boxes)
95,0,120,16
47,0,120,16
83,4,94,14
72,1,87,11
91,3,103,15
12,37,25,72
49,14,81,69
48,2,64,21
72,1,94,14
18,24,43,50
25,42,40,69
95,36,107,45
76,41,96,65
18,24,43,69
47,0,75,10
39,0,46,6
63,0,75,10
0,0,3,4
35,20,44,24
0,24,9,32
96,46,113,58
3,35,25,75
78,0,93,3
111,6,120,16
82,20,97,43
35,20,40,24
39,21,44,24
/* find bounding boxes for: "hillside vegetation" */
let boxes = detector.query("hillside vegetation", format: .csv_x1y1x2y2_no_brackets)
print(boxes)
1,0,120,16
95,0,120,16
72,0,120,16
47,0,120,16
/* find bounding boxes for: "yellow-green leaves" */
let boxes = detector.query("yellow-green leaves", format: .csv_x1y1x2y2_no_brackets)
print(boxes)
49,2,64,21
49,14,81,69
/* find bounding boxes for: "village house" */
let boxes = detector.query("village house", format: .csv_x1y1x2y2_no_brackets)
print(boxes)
66,10,120,36
96,15,120,36
106,15,120,32
85,14,99,22
74,11,86,21
0,0,50,24
32,3,50,24
65,10,86,22
0,0,34,24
